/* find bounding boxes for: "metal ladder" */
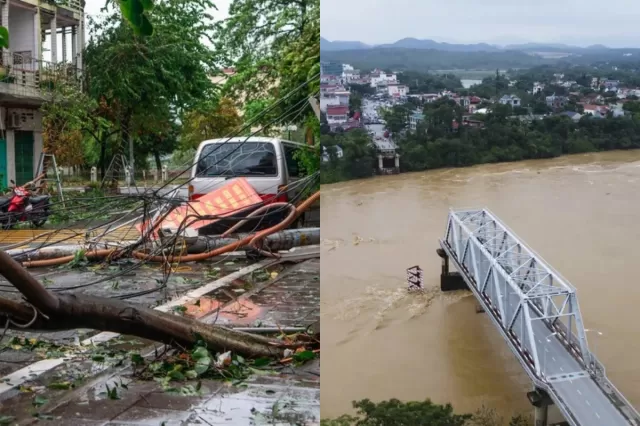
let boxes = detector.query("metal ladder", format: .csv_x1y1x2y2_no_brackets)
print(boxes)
35,152,65,207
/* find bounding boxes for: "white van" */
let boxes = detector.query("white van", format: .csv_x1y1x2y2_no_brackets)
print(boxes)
189,137,310,204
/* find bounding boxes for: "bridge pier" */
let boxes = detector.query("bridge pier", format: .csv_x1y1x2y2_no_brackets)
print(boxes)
527,389,553,426
436,248,468,292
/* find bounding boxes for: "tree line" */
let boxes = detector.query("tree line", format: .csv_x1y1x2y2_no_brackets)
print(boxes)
321,97,640,184
42,0,319,178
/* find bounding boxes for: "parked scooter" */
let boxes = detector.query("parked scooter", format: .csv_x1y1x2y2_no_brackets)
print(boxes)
0,180,52,229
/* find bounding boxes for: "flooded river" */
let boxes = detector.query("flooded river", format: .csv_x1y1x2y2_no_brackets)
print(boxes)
321,150,640,421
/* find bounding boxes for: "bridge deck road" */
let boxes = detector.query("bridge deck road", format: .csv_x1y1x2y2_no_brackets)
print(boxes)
503,288,628,425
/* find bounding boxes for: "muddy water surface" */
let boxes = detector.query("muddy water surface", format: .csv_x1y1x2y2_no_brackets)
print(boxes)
321,151,640,420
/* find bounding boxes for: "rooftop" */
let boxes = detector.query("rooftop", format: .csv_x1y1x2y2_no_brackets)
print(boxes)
327,105,349,115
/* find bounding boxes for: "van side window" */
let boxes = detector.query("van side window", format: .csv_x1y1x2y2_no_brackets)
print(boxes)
283,144,303,177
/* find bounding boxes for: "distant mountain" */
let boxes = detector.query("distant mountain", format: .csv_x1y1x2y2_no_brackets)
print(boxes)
321,48,549,72
585,44,610,50
504,43,580,51
376,37,502,52
320,37,371,51
319,38,628,54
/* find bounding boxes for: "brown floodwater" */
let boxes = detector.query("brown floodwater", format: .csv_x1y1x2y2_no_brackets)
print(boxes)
320,150,640,421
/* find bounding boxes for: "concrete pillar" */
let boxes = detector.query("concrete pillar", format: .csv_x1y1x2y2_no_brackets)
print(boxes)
50,16,57,64
394,154,400,169
6,130,15,184
0,1,8,30
527,389,552,426
61,26,67,63
534,404,548,426
76,17,83,71
90,166,97,183
33,7,41,68
71,25,77,65
1,2,9,66
377,154,383,170
33,132,43,176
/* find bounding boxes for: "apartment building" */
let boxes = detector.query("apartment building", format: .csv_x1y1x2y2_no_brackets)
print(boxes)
0,0,84,186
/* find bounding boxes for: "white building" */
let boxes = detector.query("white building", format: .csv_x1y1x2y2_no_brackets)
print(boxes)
533,82,544,94
499,95,521,107
319,90,350,113
370,69,397,88
387,83,408,98
0,0,84,186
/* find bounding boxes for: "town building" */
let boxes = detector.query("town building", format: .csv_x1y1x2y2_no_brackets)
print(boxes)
533,82,545,94
546,95,569,109
559,111,582,122
319,88,350,113
320,61,343,77
582,104,607,118
387,83,408,98
409,109,423,130
325,105,349,125
499,95,521,107
0,0,84,186
370,69,397,88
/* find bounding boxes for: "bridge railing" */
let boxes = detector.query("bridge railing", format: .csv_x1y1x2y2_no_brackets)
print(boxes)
444,209,592,378
443,208,640,425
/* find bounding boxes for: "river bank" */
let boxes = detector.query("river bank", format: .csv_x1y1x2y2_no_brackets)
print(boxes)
321,150,640,421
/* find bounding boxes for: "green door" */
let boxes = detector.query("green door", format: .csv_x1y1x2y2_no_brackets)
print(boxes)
0,139,7,188
15,131,34,185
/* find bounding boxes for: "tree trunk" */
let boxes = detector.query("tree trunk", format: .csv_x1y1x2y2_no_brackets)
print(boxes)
0,251,294,358
154,148,162,174
100,133,107,180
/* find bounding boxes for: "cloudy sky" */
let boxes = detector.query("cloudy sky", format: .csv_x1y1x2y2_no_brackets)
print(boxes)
321,0,640,48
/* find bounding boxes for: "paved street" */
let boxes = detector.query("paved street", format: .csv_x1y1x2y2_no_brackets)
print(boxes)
0,257,320,424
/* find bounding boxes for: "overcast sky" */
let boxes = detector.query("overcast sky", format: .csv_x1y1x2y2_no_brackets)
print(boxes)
321,0,640,48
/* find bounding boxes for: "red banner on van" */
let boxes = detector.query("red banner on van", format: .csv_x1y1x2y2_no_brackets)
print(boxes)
137,178,262,239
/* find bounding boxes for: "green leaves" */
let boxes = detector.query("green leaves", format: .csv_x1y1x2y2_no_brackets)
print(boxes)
191,346,212,375
0,26,8,49
118,0,154,36
32,395,48,408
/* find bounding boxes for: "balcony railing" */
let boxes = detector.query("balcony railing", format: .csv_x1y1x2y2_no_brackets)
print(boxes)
0,51,81,98
45,0,84,14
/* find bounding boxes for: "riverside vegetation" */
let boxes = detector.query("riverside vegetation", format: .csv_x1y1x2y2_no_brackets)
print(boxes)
321,69,640,184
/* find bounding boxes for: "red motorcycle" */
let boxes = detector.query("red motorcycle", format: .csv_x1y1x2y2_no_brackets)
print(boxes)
0,180,51,229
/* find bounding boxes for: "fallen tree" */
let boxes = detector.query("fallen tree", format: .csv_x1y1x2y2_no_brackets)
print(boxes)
0,250,301,358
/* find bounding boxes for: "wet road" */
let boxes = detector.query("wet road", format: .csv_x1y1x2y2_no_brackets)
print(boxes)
321,150,640,420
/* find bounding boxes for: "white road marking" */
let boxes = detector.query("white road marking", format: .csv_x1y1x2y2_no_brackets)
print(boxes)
585,399,591,407
577,389,582,395
595,412,600,419
552,357,556,361
545,348,549,352
560,367,564,372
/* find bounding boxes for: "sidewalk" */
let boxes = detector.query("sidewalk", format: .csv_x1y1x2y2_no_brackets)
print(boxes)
0,258,320,425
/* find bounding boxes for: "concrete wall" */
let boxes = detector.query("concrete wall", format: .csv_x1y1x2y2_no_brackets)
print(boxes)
2,108,43,183
6,130,15,183
8,6,35,60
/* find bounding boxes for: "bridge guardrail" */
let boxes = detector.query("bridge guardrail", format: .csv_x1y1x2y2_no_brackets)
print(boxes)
443,208,640,425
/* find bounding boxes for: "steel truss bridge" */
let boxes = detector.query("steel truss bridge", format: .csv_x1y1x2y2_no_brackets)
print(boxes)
439,209,640,426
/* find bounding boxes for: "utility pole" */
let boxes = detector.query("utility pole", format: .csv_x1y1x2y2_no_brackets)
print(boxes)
308,96,320,120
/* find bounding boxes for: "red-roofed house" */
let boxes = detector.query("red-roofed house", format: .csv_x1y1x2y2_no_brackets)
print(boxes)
326,105,349,125
582,104,607,118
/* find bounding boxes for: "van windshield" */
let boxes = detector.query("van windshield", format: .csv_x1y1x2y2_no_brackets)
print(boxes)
196,142,278,177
